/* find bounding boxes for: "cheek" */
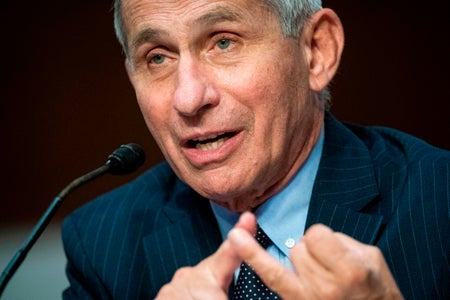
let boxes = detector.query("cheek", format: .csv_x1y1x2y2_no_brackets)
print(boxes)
248,68,309,153
135,89,172,146
227,53,303,109
239,71,296,121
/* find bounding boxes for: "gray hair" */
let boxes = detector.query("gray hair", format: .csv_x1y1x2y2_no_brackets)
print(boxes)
260,0,322,37
113,0,330,107
113,0,322,55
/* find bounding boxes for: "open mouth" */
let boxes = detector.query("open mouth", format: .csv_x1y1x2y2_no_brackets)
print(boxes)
187,132,237,151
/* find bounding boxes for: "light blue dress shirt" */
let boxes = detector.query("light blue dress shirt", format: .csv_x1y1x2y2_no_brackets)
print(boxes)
210,127,324,272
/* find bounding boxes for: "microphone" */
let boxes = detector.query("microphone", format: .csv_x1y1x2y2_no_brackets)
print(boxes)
0,143,146,296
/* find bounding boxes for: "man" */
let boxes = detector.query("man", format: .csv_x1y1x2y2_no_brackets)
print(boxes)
62,0,450,299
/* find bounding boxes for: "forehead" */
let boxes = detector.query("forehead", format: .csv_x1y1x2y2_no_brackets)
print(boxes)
122,0,263,21
121,0,271,39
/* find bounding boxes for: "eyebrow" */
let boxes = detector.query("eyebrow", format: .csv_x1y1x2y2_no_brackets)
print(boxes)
130,7,244,54
131,27,165,52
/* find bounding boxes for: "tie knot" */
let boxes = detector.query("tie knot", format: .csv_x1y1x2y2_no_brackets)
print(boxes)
255,225,272,249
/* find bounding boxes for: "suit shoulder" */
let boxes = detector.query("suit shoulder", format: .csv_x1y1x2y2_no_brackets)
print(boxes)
344,123,450,210
72,162,175,210
62,162,187,242
345,122,450,167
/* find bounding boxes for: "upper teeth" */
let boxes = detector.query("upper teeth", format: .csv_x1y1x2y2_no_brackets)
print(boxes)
195,132,225,142
196,137,228,151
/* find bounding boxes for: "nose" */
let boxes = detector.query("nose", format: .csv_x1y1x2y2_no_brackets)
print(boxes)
173,57,219,117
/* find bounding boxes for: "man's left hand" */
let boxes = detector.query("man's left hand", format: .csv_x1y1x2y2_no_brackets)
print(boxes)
228,212,404,299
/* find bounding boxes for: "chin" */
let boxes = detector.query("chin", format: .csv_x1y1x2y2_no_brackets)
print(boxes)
205,185,268,212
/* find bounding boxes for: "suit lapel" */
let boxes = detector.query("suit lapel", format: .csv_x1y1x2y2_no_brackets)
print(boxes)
306,113,383,244
142,180,222,292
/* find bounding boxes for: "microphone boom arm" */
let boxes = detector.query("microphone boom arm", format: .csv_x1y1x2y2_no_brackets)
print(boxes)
0,164,110,296
0,143,145,297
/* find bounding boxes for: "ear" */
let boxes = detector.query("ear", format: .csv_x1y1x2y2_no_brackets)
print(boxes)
302,8,344,92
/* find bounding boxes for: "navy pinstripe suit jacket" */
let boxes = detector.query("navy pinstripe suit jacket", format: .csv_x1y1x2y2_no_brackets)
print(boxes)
62,113,450,299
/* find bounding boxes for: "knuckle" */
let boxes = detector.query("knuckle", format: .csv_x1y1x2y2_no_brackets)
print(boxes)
338,249,381,292
343,266,370,287
368,246,384,265
173,266,194,280
156,283,176,298
303,224,329,243
263,264,286,288
343,246,383,285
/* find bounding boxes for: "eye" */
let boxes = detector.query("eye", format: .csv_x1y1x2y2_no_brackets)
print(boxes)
216,38,231,50
150,54,166,65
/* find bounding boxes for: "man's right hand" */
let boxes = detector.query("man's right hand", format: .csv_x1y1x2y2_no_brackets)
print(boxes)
154,213,256,299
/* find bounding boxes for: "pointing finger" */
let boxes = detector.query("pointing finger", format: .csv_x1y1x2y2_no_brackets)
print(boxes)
203,211,258,289
233,211,257,235
207,239,244,289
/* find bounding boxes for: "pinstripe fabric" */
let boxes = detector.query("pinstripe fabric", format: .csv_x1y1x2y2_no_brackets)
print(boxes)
306,115,450,299
62,164,222,299
62,113,449,299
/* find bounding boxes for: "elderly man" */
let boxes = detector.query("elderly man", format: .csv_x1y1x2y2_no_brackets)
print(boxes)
62,0,449,299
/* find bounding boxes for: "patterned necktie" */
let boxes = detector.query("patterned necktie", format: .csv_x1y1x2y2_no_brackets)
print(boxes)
231,225,281,300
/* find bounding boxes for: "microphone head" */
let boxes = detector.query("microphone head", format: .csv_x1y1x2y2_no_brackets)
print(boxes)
106,143,146,175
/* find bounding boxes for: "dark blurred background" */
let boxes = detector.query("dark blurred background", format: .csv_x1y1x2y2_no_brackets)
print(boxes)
0,1,449,298
1,0,449,225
